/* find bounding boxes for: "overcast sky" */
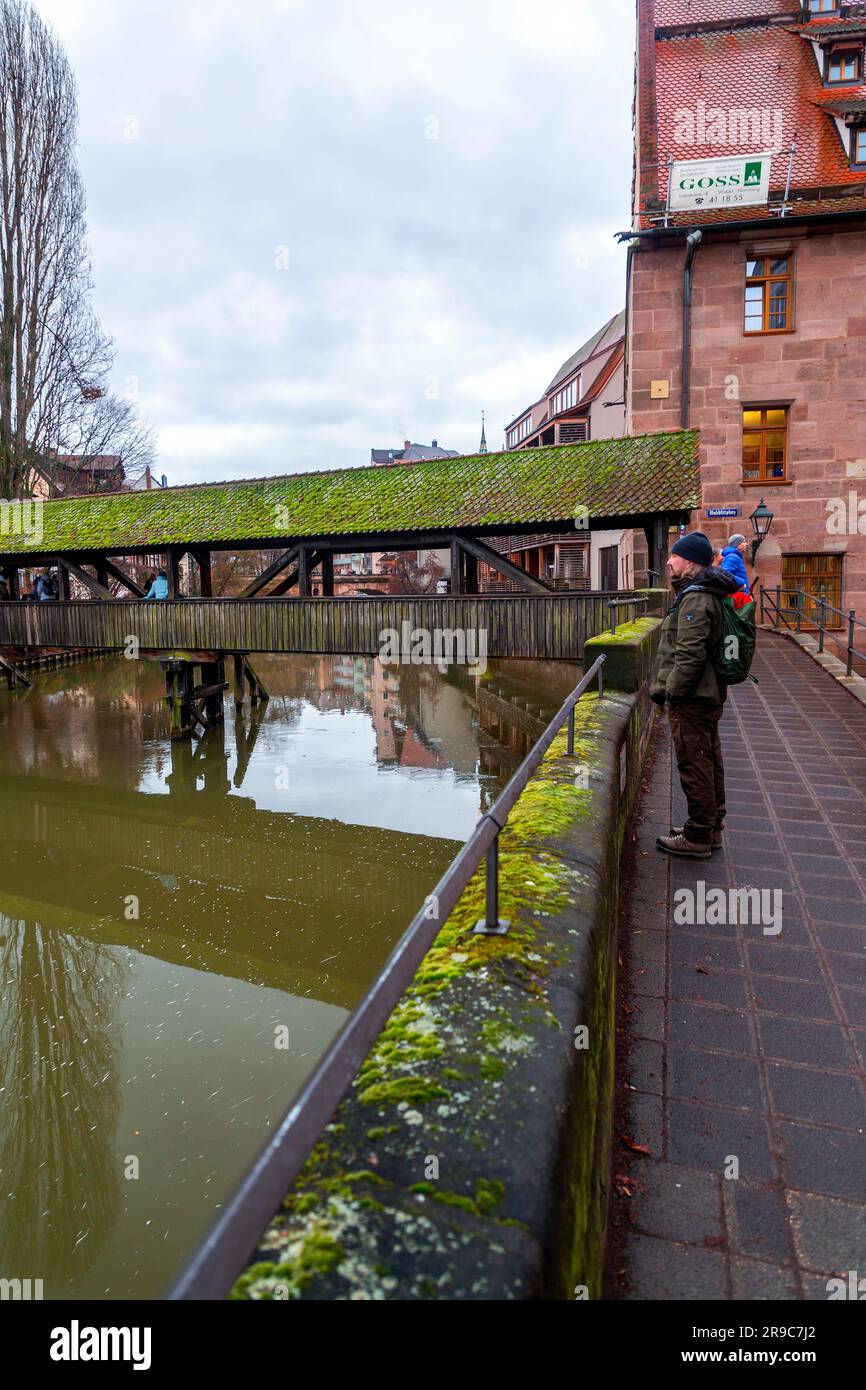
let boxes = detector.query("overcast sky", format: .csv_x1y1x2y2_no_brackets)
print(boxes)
34,0,633,484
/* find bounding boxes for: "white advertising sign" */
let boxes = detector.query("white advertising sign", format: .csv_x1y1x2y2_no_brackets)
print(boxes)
668,151,773,212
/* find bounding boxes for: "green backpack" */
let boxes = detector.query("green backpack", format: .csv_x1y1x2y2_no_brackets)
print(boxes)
712,594,757,685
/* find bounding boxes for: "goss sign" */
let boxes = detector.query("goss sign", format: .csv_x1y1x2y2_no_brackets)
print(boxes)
669,152,772,211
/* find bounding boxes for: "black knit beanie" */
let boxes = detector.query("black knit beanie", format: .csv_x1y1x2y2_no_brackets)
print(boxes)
670,531,713,566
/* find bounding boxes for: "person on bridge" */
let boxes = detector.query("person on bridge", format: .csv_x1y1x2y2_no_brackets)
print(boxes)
649,531,739,860
35,570,59,601
719,533,750,594
144,569,169,600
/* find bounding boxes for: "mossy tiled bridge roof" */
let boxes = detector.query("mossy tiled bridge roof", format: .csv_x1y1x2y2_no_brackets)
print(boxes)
0,431,699,563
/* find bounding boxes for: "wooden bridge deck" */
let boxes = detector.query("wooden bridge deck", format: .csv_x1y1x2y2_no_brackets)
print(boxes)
0,592,649,660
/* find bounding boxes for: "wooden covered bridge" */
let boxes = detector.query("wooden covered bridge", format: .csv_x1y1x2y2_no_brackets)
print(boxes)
0,431,698,733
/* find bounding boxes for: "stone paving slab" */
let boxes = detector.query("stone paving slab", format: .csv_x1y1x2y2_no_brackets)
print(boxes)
611,633,866,1301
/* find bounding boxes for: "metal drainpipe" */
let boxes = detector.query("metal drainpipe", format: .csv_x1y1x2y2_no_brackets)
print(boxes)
681,229,702,429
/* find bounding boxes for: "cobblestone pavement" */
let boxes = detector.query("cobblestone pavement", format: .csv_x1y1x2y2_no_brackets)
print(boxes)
613,633,866,1300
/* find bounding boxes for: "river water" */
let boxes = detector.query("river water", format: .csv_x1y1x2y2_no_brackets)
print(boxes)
0,652,578,1298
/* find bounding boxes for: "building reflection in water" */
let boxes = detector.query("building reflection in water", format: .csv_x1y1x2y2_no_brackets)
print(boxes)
0,650,579,1297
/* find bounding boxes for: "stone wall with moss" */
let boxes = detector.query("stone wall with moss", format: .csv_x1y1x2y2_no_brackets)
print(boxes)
231,620,662,1301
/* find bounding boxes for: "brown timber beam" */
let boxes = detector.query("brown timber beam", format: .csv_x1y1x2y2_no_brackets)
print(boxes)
192,548,213,597
102,558,146,597
52,557,113,600
167,547,184,599
457,534,553,595
240,545,301,598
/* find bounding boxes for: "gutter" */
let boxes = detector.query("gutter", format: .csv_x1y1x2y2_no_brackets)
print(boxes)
681,230,702,430
614,202,866,243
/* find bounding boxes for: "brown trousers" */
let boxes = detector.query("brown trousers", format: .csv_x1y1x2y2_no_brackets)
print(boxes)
668,699,726,846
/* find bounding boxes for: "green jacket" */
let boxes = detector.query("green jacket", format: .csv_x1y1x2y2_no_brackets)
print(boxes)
649,566,740,707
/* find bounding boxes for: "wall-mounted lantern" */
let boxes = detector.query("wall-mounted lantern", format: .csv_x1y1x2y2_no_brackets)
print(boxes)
749,497,774,564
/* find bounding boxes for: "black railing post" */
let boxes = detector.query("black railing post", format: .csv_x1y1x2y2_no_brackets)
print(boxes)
474,836,510,936
775,585,781,629
567,707,575,755
817,599,826,653
849,611,856,678
795,590,802,634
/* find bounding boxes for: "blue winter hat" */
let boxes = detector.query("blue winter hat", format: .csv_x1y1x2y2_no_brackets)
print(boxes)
670,531,713,566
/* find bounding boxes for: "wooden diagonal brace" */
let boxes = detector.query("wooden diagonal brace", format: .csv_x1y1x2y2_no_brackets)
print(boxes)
240,545,301,598
457,534,554,595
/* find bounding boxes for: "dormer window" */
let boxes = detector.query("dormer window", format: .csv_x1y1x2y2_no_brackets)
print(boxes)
852,126,866,167
808,0,838,13
827,48,861,83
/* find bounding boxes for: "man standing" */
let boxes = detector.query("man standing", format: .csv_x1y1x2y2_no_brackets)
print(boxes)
649,531,739,859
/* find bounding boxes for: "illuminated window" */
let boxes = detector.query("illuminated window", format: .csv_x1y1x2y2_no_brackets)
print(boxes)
742,407,788,483
744,257,792,333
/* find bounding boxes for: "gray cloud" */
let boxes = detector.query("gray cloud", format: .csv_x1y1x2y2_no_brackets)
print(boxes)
35,0,633,482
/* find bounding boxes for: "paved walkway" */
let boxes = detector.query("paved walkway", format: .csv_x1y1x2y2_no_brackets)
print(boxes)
611,632,866,1300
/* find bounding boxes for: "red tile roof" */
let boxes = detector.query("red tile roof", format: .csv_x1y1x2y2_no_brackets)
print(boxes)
656,0,796,28
644,6,866,225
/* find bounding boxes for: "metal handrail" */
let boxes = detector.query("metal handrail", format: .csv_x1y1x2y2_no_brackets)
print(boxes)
760,584,866,677
166,653,607,1299
606,595,650,633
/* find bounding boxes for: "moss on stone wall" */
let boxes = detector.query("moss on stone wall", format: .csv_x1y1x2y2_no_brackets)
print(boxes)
230,625,659,1301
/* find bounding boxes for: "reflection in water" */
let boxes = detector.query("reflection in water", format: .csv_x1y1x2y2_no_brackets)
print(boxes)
0,920,125,1284
0,651,578,1297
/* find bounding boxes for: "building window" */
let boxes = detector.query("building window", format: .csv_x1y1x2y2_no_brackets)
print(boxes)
827,49,861,83
551,376,579,417
781,553,843,629
808,0,838,12
742,407,787,483
852,126,866,166
744,257,791,333
507,414,533,447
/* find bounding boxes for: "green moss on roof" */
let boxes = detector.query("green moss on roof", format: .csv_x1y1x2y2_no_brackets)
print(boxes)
2,432,699,557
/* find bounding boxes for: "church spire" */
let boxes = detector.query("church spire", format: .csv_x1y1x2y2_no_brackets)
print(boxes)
479,410,488,454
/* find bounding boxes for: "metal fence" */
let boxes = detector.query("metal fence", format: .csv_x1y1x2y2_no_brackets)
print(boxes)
759,584,866,677
166,653,607,1299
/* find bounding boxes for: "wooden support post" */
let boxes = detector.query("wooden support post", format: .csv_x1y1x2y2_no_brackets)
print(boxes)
3,567,19,600
463,547,478,595
164,660,195,740
199,658,226,724
297,546,310,598
450,537,463,595
244,656,269,704
58,563,71,600
167,547,183,599
196,549,213,598
96,561,110,594
320,552,334,597
233,654,245,712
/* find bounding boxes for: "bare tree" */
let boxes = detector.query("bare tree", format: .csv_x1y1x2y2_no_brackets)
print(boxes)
0,0,154,499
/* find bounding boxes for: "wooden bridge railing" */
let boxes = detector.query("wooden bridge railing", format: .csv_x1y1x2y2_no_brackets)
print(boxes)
0,591,652,660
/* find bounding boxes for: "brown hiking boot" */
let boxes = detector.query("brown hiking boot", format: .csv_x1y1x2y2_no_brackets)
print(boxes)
656,832,711,860
671,825,724,851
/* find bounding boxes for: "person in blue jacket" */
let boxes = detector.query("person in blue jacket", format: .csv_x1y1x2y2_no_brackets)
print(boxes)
719,534,750,593
144,568,169,599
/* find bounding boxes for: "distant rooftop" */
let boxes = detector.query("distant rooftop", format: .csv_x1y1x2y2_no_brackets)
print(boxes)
370,439,460,465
